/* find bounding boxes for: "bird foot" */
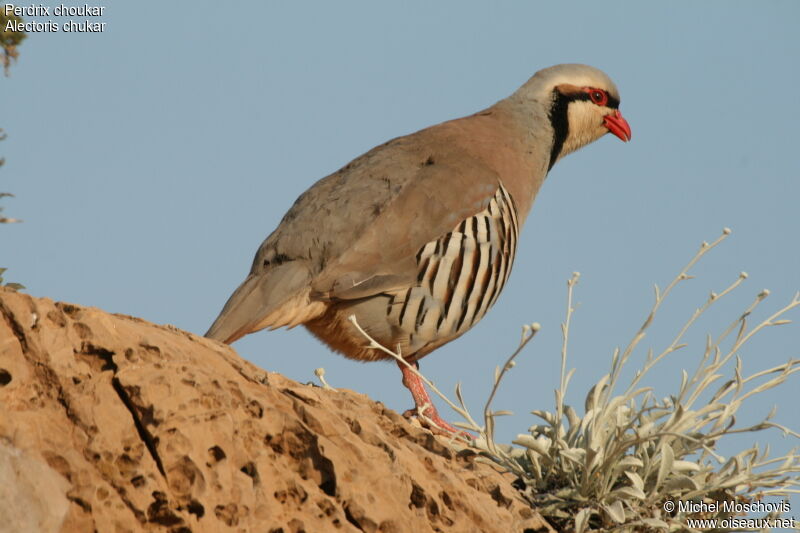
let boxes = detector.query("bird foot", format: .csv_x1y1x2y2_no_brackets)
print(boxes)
401,406,474,440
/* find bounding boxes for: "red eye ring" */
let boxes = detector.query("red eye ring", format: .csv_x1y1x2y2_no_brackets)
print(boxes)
584,88,608,106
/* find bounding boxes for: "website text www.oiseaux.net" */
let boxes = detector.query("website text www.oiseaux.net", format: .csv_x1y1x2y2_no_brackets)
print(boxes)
663,499,795,530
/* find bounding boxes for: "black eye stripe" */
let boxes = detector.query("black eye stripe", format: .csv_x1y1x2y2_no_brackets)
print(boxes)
572,90,620,109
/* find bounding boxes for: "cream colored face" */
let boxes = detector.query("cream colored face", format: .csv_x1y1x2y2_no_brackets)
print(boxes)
546,81,631,166
562,100,617,157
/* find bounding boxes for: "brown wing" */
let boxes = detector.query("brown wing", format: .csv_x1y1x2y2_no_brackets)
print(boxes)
310,151,503,300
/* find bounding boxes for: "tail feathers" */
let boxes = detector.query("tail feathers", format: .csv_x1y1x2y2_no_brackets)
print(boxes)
205,262,323,344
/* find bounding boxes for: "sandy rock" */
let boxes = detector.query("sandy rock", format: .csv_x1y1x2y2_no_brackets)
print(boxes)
0,288,553,532
0,441,71,533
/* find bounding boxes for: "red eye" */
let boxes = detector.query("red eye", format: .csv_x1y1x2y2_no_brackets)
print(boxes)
586,88,608,106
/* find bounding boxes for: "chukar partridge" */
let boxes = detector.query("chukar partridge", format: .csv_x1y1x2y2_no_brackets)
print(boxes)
207,63,631,434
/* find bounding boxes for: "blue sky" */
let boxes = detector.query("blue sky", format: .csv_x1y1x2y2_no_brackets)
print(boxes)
3,0,799,512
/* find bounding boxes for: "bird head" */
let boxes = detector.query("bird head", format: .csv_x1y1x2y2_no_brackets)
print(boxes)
515,64,631,170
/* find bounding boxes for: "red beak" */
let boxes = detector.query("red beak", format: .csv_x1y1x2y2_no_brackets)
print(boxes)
603,110,632,142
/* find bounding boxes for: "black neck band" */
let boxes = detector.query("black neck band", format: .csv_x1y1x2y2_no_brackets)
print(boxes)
547,90,571,171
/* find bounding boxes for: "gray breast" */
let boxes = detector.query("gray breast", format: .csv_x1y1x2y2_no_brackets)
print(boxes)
386,183,519,354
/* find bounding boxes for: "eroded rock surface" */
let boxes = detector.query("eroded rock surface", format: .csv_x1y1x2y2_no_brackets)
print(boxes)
0,288,552,532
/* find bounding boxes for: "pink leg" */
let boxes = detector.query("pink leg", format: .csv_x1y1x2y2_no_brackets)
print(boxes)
398,361,472,439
